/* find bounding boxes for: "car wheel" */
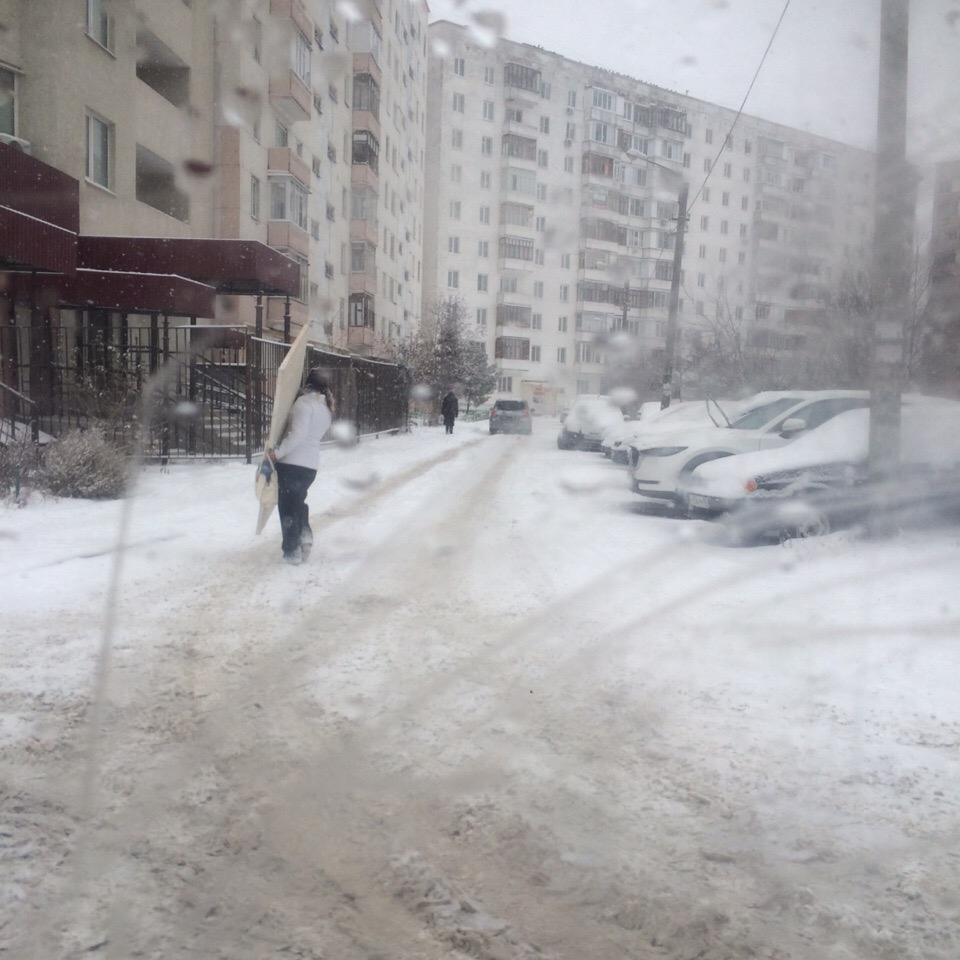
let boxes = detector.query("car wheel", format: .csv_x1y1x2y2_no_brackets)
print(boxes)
784,509,831,541
557,431,572,450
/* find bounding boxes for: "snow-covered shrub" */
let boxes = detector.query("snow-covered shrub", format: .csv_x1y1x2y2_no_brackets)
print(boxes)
40,430,130,500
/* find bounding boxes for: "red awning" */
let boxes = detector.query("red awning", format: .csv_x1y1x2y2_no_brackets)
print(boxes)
78,236,300,297
46,269,217,317
0,144,79,275
0,205,77,275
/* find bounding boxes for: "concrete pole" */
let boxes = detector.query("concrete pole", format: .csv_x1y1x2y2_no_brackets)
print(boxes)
662,182,689,409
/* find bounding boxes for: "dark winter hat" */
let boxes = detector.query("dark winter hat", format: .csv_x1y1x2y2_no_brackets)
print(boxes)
305,368,329,392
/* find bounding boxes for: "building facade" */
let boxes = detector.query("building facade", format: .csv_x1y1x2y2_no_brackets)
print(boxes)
0,0,427,357
424,21,876,413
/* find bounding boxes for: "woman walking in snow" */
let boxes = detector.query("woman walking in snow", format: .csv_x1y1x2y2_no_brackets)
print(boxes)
268,369,334,564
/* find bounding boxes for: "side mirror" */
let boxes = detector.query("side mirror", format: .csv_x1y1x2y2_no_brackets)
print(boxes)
779,417,806,436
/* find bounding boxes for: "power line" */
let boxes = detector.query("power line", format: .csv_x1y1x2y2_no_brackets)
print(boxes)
687,0,793,214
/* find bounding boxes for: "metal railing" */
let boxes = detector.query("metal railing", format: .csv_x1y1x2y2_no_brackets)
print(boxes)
0,321,410,463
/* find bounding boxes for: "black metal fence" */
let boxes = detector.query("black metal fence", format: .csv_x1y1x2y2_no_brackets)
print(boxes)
0,319,410,462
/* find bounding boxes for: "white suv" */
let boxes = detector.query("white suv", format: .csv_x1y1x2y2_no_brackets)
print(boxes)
627,391,870,507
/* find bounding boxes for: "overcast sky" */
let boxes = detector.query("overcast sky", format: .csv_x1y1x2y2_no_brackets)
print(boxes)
425,0,960,157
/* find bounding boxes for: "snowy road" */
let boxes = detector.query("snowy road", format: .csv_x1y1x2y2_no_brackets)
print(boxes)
4,418,960,959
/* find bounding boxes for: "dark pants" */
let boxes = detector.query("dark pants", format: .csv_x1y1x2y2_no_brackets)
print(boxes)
275,462,316,557
444,417,455,434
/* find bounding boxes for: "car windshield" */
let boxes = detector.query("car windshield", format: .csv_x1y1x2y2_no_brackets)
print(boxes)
495,401,526,411
728,397,803,430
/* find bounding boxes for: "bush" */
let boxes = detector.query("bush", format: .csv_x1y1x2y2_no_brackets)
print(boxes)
0,436,42,500
41,430,130,500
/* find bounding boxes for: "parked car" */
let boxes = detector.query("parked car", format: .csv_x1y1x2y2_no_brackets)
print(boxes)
557,395,624,451
627,390,870,506
489,399,532,435
679,396,960,540
606,398,747,464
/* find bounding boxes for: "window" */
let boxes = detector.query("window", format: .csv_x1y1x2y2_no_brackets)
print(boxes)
447,270,460,288
496,337,530,361
481,136,493,156
741,196,749,211
293,31,311,85
86,112,112,188
498,376,513,392
568,90,577,108
700,215,709,230
592,88,614,111
483,101,495,120
269,175,308,229
559,285,569,302
500,277,518,293
483,66,495,84
453,57,465,77
703,187,711,202
534,281,544,298
564,156,574,173
705,128,714,144
720,220,729,235
252,17,262,63
540,116,550,134
478,240,489,257
558,316,568,332
743,168,751,183
719,248,727,262
86,0,114,51
535,248,544,265
450,164,462,182
703,158,711,173
477,307,488,325
557,347,567,363
540,81,552,99
532,313,542,330
452,92,465,113
449,200,461,219
479,205,490,224
698,244,707,259
448,236,460,253
531,345,541,362
452,129,463,149
250,175,260,220
739,224,748,238
723,162,732,178
535,215,546,232
537,149,549,168
697,272,706,288
480,171,492,189
722,191,730,207
560,253,571,269
478,274,489,292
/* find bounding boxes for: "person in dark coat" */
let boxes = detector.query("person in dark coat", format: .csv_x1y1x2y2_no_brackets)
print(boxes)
440,389,459,434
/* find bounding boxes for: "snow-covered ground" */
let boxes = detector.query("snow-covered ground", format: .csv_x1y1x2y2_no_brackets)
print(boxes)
3,417,960,960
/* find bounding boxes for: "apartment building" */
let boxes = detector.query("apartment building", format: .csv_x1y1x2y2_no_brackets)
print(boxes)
424,21,876,412
0,0,427,358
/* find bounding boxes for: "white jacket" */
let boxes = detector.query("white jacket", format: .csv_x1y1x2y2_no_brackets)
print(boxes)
274,392,332,469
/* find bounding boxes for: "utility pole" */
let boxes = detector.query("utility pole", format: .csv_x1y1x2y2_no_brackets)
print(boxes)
661,182,689,409
869,0,913,531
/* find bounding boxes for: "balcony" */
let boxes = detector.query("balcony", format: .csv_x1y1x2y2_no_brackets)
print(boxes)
348,325,376,350
267,219,310,258
267,147,311,187
269,69,311,123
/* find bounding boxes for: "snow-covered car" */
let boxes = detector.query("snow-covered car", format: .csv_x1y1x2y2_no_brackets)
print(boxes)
600,402,663,460
680,396,960,540
627,390,870,506
557,395,624,451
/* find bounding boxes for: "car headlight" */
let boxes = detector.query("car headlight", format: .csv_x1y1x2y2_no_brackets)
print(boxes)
638,446,688,457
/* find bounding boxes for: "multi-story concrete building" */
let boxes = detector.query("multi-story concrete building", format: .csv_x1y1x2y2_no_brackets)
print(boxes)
0,0,427,358
424,21,876,412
